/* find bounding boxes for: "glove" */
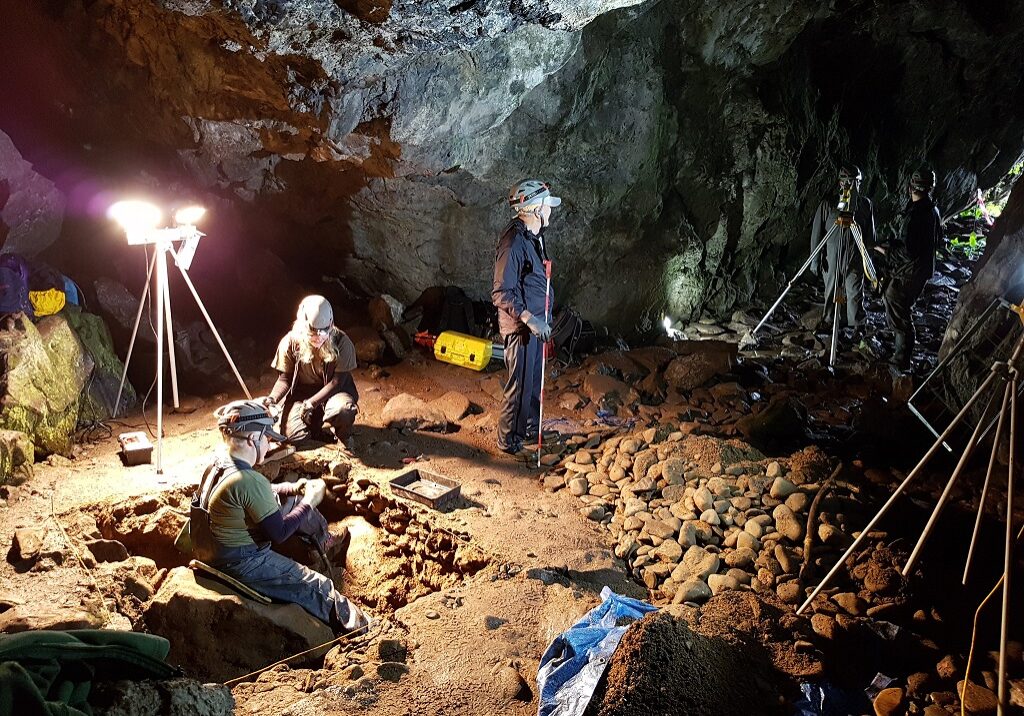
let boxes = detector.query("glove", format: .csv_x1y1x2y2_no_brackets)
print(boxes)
521,310,552,341
298,400,316,426
301,479,326,508
259,395,277,409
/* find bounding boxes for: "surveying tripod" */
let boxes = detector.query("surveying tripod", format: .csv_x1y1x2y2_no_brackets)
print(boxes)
746,184,877,369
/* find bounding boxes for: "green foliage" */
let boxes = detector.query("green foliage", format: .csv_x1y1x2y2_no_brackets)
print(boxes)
948,232,986,260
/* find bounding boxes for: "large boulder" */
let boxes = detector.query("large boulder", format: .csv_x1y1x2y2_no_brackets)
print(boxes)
143,567,335,683
381,393,448,432
0,429,33,485
582,373,640,413
91,678,234,716
0,308,133,468
942,178,1024,411
0,129,65,257
735,396,809,452
663,342,736,392
0,313,89,457
63,306,137,420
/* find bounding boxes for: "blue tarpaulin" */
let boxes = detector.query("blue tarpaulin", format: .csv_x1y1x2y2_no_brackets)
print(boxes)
536,587,657,716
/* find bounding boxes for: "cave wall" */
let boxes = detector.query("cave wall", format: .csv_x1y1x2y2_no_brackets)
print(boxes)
0,131,65,257
2,0,1023,333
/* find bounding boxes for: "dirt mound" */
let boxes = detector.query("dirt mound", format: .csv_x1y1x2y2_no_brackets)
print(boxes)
693,590,822,678
586,610,789,716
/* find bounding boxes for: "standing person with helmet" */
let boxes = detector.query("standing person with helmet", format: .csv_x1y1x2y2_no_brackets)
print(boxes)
264,295,360,445
492,179,560,456
809,163,877,337
883,167,942,370
189,399,370,632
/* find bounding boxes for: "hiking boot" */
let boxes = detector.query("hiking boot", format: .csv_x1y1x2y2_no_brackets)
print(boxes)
497,439,523,455
323,526,351,565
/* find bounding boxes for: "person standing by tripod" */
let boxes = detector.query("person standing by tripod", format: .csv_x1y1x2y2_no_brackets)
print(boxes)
883,167,942,370
809,163,877,346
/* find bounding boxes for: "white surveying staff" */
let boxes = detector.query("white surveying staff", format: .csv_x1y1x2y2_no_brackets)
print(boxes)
537,258,553,468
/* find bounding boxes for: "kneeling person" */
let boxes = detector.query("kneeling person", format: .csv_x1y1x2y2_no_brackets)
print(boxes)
190,399,369,632
266,295,359,443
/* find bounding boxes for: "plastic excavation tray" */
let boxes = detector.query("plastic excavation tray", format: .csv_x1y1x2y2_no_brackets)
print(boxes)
389,469,461,511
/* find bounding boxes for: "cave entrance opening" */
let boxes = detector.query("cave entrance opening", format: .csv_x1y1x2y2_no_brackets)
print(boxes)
946,157,1024,262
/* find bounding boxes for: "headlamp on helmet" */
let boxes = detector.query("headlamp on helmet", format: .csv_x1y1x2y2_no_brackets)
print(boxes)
909,167,936,194
838,163,862,189
214,400,286,442
508,179,562,212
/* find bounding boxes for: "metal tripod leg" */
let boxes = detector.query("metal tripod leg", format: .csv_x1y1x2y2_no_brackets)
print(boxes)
155,244,166,474
749,222,840,338
796,366,1000,615
159,247,180,409
909,296,1003,405
167,245,251,398
114,249,158,418
997,370,1017,715
901,385,1000,576
962,378,1012,584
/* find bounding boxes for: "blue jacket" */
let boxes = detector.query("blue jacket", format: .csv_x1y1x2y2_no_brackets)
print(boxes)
491,219,553,337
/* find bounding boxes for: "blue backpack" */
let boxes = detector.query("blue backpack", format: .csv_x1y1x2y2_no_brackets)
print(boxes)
0,253,33,318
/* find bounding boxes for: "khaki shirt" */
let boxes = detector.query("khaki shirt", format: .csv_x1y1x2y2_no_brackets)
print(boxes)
271,330,358,388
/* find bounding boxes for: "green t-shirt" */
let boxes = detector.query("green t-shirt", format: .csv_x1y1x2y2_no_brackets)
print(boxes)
207,466,280,548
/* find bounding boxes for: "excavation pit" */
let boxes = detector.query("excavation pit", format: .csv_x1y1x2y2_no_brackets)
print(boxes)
76,457,491,681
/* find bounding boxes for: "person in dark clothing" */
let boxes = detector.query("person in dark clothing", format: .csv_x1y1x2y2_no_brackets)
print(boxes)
883,167,942,370
492,179,560,456
264,295,360,444
190,400,370,633
809,163,877,332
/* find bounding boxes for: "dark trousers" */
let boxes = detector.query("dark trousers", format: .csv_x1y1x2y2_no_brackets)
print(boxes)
883,259,932,364
497,331,543,450
281,390,358,442
821,233,865,328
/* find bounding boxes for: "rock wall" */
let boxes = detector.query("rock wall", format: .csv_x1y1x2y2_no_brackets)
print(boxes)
1,1,1023,332
940,175,1024,412
0,307,134,472
0,130,65,257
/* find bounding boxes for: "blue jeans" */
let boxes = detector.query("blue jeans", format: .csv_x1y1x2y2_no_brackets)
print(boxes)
212,543,368,631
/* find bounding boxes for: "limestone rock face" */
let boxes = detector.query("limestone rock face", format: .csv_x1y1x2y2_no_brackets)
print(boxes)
0,308,133,470
143,567,335,683
0,130,64,257
0,313,89,458
942,177,1024,408
4,2,1024,331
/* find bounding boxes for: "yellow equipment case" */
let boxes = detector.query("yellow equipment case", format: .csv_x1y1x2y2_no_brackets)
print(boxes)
433,331,492,371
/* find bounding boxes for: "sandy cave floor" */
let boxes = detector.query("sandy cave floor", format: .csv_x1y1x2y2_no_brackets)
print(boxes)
0,352,646,715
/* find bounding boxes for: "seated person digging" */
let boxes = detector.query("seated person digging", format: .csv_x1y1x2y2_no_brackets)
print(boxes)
265,295,359,445
189,399,370,633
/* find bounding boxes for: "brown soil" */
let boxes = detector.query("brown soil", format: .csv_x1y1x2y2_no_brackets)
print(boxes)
0,358,643,715
586,609,789,716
